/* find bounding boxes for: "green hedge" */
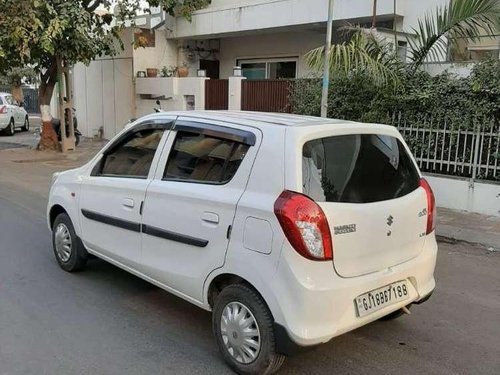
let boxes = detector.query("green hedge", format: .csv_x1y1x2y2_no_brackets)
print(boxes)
290,59,500,129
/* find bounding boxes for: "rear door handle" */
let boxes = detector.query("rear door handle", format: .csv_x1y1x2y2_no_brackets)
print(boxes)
202,212,219,224
122,198,135,208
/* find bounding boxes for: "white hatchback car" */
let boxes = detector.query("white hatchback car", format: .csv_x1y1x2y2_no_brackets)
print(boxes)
0,92,30,136
47,111,437,374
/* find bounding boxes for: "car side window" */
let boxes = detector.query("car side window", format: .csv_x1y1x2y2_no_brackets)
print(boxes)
94,129,165,178
163,130,249,184
4,95,13,105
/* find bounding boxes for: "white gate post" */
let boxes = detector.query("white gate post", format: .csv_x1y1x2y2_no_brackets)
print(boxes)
228,75,246,110
470,123,482,188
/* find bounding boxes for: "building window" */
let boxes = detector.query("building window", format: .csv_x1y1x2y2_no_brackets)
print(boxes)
238,58,298,79
240,62,266,79
397,41,408,61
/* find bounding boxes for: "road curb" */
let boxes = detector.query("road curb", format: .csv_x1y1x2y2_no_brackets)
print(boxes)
436,227,499,251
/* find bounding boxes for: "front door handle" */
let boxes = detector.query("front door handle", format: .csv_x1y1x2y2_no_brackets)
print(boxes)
202,212,219,224
122,198,135,208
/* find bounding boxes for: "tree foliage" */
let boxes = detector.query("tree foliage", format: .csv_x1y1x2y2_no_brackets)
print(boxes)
0,67,37,87
0,0,210,150
148,0,212,21
306,0,500,84
408,0,500,68
305,28,403,86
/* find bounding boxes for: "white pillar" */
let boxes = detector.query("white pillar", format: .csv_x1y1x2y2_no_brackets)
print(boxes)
228,76,246,111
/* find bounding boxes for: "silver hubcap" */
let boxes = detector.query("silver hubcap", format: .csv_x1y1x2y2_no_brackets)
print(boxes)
54,223,72,262
221,302,261,364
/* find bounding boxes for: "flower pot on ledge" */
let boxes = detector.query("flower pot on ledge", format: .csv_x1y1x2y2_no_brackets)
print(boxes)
146,68,158,78
177,66,189,77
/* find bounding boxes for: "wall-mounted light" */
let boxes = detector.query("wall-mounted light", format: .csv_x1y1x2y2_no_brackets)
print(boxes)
233,66,242,77
197,69,207,77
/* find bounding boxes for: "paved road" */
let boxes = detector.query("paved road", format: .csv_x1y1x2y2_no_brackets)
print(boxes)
0,116,41,150
0,148,499,374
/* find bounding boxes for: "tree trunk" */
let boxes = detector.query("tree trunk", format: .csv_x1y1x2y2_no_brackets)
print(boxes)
37,61,60,151
11,84,23,105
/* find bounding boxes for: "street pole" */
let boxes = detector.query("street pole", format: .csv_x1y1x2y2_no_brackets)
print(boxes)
320,0,334,118
394,0,397,50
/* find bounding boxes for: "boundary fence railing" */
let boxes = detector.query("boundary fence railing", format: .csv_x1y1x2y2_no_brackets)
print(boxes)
394,115,499,183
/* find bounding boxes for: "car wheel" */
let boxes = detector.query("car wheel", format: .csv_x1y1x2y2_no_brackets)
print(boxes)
22,116,29,131
52,213,88,272
213,284,286,375
5,118,15,136
379,305,411,321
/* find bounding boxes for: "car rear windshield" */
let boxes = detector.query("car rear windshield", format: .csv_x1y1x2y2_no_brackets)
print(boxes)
302,134,420,203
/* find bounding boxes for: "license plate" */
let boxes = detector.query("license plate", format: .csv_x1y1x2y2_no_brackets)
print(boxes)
355,280,409,317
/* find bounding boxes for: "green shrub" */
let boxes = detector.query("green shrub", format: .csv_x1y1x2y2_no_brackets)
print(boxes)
290,59,500,129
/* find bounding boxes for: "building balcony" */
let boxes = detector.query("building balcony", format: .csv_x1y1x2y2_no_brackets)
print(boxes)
172,0,408,39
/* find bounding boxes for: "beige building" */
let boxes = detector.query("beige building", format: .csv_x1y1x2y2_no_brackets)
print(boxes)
72,0,497,138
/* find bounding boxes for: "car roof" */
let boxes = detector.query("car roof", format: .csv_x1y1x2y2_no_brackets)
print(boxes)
0,92,11,96
142,110,357,128
132,111,399,138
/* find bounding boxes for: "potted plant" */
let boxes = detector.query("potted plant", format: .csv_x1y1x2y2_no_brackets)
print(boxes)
161,65,178,77
177,62,189,77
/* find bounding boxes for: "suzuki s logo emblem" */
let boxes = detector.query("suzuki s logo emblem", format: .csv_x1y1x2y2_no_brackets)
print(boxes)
386,215,394,226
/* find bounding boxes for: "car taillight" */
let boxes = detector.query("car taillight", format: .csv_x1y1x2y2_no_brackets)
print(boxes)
0,106,6,114
274,190,333,261
420,178,436,234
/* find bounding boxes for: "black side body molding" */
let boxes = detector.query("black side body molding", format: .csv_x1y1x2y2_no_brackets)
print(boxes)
81,209,209,248
81,209,141,232
142,224,208,248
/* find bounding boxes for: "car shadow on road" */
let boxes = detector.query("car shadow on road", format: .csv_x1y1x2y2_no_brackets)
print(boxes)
77,257,437,375
78,257,231,371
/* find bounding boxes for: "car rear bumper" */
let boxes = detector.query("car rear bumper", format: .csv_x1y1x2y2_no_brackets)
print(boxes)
270,234,438,348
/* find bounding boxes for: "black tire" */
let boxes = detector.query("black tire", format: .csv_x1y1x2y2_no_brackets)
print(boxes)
379,305,411,321
212,284,286,375
75,133,80,147
52,213,88,272
5,118,15,136
21,116,29,131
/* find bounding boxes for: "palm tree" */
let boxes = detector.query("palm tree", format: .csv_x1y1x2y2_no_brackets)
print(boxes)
304,28,402,86
408,0,499,68
306,0,500,84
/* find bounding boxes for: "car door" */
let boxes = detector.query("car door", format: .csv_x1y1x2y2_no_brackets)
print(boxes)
3,95,17,125
79,119,174,268
13,99,23,126
141,118,260,303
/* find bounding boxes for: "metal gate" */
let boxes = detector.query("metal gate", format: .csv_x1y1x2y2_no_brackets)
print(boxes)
23,88,39,113
395,114,500,182
205,79,228,110
241,80,293,113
